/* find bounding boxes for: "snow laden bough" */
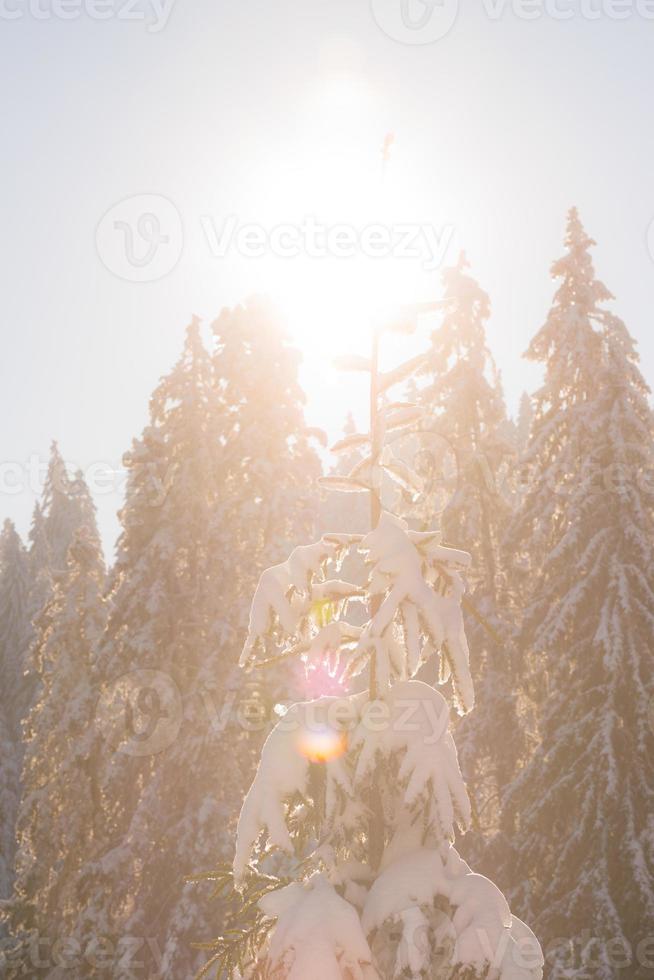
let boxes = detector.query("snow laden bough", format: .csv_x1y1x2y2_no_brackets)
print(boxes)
229,513,543,979
240,512,473,713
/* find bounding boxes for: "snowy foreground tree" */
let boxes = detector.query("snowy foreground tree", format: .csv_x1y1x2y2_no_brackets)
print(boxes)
197,317,543,979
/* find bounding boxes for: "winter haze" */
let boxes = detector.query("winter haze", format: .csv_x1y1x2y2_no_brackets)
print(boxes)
1,2,653,980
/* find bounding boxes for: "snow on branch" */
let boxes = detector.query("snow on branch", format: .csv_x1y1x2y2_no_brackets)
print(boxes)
382,404,424,432
259,874,379,980
352,680,471,842
234,680,471,885
379,448,423,496
319,475,372,495
349,512,474,712
362,848,543,979
378,354,426,394
233,694,360,884
239,535,358,667
330,432,371,455
282,620,363,678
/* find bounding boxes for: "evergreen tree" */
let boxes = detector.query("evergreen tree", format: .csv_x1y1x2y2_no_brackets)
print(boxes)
0,521,30,736
0,700,20,910
165,304,322,975
197,319,543,980
0,520,30,925
516,393,533,457
419,254,509,583
20,449,100,724
502,209,654,977
41,443,91,572
417,256,522,847
211,297,322,570
6,525,106,969
67,318,226,977
69,311,321,978
25,503,51,628
1,449,105,972
209,297,323,710
507,208,605,587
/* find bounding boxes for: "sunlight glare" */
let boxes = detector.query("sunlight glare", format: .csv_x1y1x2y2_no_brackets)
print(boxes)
246,73,438,359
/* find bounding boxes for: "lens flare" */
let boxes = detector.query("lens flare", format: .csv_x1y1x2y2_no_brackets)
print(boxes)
294,658,348,701
297,725,347,764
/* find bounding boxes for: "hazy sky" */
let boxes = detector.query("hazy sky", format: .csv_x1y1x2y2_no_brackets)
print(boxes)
2,0,654,553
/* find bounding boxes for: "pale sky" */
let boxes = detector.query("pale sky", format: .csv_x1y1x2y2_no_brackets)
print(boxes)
2,0,654,553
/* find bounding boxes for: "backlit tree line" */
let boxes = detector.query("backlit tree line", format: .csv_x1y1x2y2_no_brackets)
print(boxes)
0,210,652,978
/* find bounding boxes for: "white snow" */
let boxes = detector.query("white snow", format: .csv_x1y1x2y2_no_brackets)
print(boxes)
363,847,543,979
354,512,474,712
259,874,379,980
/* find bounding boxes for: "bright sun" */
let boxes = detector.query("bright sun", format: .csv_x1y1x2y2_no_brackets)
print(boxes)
243,74,440,359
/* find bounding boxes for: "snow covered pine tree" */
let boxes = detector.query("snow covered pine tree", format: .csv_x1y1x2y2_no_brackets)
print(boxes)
197,317,543,979
501,210,654,976
415,255,523,855
0,447,100,955
0,519,30,919
6,525,107,968
66,311,320,979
